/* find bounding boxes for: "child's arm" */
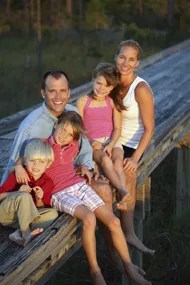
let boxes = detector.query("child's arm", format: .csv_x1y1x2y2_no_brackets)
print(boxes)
103,101,122,156
14,160,30,185
76,96,88,118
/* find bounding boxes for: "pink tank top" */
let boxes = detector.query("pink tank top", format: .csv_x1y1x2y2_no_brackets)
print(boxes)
83,96,113,140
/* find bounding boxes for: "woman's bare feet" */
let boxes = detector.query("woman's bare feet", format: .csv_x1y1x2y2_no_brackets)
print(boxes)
9,228,43,247
126,233,155,255
124,262,152,285
90,270,107,285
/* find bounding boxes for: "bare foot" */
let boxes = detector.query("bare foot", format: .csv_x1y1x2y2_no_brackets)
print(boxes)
90,271,107,285
124,263,152,285
9,229,24,246
116,192,133,211
23,228,43,247
126,233,155,255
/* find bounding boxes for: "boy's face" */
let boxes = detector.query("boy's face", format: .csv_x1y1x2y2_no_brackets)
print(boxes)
54,122,74,147
25,159,50,180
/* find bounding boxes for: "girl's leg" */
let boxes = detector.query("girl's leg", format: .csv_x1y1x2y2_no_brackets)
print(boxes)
93,149,127,197
74,205,107,285
120,171,155,255
94,205,152,285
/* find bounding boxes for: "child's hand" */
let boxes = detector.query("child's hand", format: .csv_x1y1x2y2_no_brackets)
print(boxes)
91,141,102,151
33,187,44,207
80,165,92,185
19,184,32,193
33,186,44,200
103,143,113,157
15,165,30,185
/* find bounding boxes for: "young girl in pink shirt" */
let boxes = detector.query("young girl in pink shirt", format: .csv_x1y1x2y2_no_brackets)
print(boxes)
77,63,130,210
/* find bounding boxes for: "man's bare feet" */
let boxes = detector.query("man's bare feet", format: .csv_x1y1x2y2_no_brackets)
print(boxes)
126,233,155,255
9,229,24,246
23,228,43,247
124,262,152,285
90,270,107,285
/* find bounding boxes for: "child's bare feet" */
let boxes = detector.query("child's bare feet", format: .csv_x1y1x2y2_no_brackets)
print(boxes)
9,229,24,246
90,270,107,285
124,262,152,285
126,233,155,255
23,228,43,247
116,191,133,211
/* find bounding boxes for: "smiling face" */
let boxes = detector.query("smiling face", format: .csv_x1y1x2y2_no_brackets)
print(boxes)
41,74,70,117
53,122,74,147
115,46,139,77
25,159,50,180
92,75,114,99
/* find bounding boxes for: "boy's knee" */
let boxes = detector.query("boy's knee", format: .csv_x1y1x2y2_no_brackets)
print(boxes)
50,208,59,220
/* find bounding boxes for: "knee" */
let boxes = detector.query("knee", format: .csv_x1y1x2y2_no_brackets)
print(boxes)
82,212,96,230
101,154,112,168
16,191,32,201
108,215,121,231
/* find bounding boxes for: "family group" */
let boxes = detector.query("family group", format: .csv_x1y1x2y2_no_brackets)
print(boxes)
0,39,154,285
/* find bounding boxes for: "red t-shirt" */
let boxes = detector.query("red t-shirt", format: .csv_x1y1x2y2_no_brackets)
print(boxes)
0,169,54,206
45,136,84,194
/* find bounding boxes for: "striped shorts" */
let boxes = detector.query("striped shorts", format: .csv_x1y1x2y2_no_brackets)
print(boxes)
51,181,105,216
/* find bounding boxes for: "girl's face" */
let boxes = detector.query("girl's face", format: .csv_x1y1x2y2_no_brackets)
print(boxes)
93,75,114,99
25,159,50,180
54,122,74,147
115,46,139,76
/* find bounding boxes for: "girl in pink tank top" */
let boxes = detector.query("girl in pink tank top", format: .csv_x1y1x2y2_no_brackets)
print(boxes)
77,63,131,210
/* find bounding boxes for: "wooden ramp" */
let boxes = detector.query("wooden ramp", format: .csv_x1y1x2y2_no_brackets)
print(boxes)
0,39,190,285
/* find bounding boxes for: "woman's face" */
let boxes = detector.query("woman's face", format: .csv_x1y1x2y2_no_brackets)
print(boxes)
115,46,139,76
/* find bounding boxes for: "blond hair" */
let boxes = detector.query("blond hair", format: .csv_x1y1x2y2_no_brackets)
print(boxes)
116,39,142,60
24,138,54,162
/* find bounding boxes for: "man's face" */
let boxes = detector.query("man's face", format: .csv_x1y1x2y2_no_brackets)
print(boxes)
41,75,70,117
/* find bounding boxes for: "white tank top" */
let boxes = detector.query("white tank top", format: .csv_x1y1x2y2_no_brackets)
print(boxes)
119,76,148,149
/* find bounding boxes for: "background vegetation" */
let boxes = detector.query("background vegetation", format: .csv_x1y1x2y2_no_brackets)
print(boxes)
0,0,190,118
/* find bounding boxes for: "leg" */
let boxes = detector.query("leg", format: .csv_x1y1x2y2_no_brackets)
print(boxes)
90,177,113,210
120,171,155,255
74,205,107,285
94,205,151,285
31,208,58,230
93,150,127,195
0,191,43,246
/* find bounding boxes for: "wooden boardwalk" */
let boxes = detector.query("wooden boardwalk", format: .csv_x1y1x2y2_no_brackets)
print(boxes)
0,39,190,285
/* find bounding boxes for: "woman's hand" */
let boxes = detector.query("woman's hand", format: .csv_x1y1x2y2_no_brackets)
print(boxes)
123,157,138,173
15,165,30,184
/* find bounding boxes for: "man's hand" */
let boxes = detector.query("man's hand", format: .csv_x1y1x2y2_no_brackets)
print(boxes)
15,165,30,184
91,141,102,151
80,165,92,184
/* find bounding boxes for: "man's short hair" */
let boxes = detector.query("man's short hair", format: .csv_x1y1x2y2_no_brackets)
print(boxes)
42,70,70,90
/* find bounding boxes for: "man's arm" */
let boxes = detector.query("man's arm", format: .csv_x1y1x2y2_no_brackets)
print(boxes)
74,136,94,170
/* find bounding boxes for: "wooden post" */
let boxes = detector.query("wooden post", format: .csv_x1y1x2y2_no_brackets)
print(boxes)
176,132,190,217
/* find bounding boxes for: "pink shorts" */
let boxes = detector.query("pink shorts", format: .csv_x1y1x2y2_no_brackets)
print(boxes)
51,182,105,216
